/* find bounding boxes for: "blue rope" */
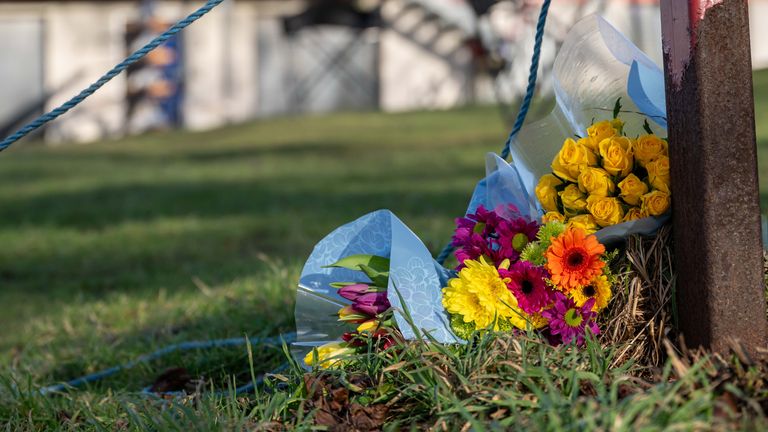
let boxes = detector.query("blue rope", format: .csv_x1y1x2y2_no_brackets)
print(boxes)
436,0,551,265
40,333,296,396
0,0,226,153
500,0,552,160
140,362,291,398
436,242,455,265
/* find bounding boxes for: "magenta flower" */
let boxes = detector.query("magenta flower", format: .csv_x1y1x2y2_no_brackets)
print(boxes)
453,206,503,244
453,233,492,267
338,283,370,301
502,261,555,314
495,217,539,262
351,292,391,316
452,206,501,265
542,292,600,346
452,205,540,268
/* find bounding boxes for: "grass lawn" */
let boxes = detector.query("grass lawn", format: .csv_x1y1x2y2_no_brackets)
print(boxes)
0,70,767,429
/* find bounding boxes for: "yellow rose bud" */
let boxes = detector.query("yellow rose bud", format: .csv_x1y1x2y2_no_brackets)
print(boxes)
586,195,625,227
535,174,563,213
542,211,566,223
623,207,647,222
599,136,634,178
586,120,617,152
610,118,625,134
578,167,615,197
567,214,600,234
551,138,598,182
559,184,588,216
357,320,379,333
304,342,355,368
634,134,668,167
641,190,671,216
618,173,649,206
646,156,671,194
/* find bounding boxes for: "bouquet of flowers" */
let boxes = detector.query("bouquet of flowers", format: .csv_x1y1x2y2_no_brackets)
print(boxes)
294,15,668,368
444,206,614,345
534,104,671,234
301,205,615,368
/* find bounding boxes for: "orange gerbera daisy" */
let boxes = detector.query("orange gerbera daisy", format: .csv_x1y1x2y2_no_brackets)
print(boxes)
545,227,606,292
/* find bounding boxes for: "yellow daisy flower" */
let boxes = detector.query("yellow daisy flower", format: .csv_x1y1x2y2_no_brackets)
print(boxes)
569,274,612,312
442,257,528,330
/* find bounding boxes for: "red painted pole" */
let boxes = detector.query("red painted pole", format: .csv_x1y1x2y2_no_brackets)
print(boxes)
661,0,768,354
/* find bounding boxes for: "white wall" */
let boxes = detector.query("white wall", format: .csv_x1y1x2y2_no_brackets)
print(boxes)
0,0,766,144
379,0,474,111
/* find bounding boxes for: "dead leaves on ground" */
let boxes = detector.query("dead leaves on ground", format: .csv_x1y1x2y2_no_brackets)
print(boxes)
303,374,388,431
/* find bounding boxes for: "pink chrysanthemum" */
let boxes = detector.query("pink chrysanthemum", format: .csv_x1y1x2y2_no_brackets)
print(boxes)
495,217,539,262
541,292,600,346
452,206,501,265
501,261,555,314
452,205,539,267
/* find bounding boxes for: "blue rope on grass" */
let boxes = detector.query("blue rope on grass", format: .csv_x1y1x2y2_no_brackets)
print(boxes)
140,362,291,398
40,333,296,396
436,0,552,265
0,0,226,153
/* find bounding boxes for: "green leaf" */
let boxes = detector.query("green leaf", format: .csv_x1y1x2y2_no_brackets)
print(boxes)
358,264,389,288
325,254,390,273
329,282,360,289
643,119,654,135
613,97,622,119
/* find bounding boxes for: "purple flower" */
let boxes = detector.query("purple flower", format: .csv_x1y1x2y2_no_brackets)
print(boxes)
453,206,503,244
451,205,540,268
502,261,555,314
453,233,492,268
338,283,370,301
495,218,539,262
542,292,599,346
352,292,391,316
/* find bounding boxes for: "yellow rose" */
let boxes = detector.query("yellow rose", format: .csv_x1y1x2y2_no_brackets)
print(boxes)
551,138,598,182
586,195,625,227
567,214,600,234
618,173,649,206
542,211,566,223
599,136,634,178
577,137,597,153
610,118,625,134
535,174,563,213
586,120,617,152
578,167,615,197
641,190,671,216
623,207,647,222
646,156,671,193
634,134,668,167
559,184,588,216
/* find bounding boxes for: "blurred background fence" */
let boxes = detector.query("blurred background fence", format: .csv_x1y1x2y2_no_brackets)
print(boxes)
1,0,767,145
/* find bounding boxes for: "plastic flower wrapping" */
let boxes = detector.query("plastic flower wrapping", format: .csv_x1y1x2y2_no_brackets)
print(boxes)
293,15,669,368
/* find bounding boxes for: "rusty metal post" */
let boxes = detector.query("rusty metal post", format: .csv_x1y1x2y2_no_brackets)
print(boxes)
661,0,767,353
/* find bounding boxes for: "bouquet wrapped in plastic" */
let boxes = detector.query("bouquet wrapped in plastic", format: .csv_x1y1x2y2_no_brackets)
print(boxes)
293,15,669,367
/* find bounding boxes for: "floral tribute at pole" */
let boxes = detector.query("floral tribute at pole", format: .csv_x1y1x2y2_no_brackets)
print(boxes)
293,15,671,369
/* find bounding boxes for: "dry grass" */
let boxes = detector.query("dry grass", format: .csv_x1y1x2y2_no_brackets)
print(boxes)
599,227,676,371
